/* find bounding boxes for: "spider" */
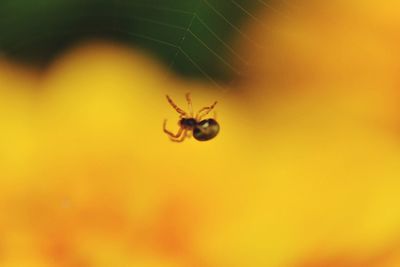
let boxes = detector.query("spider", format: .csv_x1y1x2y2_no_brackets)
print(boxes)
163,93,220,142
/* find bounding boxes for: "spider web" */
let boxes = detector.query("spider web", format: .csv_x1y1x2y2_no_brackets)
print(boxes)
109,0,270,89
0,0,294,89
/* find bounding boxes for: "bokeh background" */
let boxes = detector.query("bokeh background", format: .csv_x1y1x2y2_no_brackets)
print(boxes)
1,0,400,266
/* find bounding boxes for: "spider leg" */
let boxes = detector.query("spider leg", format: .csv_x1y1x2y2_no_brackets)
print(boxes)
196,101,218,120
166,95,187,117
186,130,192,139
163,120,184,138
169,130,187,142
185,92,194,117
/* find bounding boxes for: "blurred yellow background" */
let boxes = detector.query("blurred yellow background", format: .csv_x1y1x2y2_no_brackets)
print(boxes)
1,1,400,267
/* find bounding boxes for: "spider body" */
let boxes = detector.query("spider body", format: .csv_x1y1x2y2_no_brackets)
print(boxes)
164,93,219,142
193,118,220,141
180,118,197,128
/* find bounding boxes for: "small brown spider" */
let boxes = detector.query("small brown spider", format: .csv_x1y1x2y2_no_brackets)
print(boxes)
163,93,220,142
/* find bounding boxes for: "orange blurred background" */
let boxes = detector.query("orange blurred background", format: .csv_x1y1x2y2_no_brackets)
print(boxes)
1,1,400,267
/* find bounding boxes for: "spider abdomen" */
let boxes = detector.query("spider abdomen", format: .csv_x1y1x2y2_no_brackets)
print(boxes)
193,119,220,141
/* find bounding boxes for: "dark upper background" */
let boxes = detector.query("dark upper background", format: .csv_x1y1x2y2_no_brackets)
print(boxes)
0,0,262,82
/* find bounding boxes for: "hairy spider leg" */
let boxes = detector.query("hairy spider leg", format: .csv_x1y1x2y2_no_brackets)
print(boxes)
185,92,194,117
170,130,188,142
163,120,184,138
196,101,218,120
166,95,187,117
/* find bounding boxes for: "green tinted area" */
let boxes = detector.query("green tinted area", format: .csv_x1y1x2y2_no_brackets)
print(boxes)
0,0,262,81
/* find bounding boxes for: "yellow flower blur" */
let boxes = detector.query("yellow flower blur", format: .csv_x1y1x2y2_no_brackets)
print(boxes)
1,1,400,267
